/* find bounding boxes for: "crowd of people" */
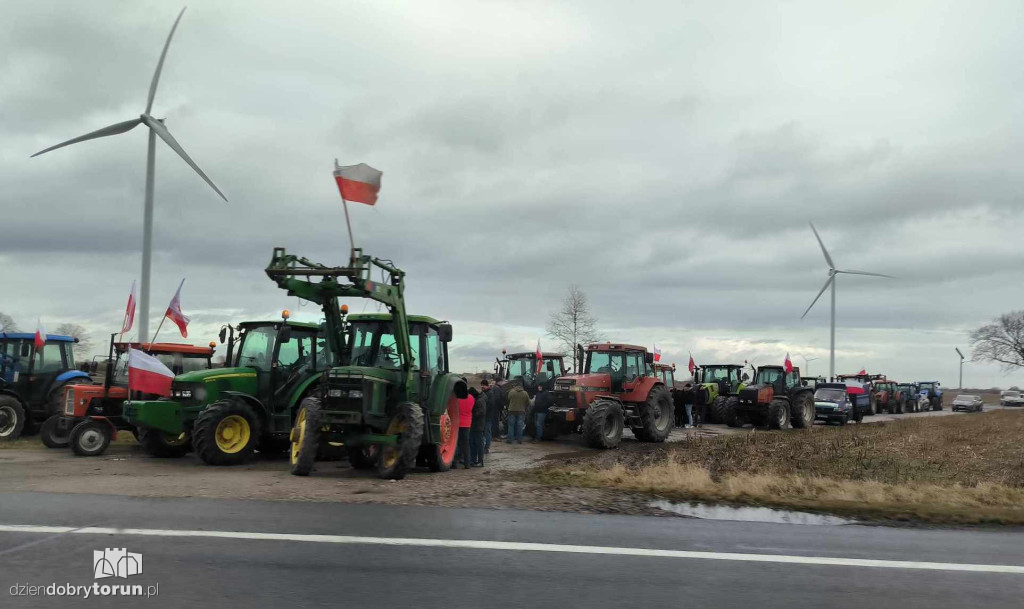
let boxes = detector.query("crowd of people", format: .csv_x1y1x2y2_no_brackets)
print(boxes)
452,379,554,469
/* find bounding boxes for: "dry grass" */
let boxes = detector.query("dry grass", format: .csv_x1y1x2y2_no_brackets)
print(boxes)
533,410,1024,524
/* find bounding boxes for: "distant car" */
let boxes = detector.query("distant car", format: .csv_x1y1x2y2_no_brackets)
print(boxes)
1000,390,1024,407
951,393,984,412
813,383,863,425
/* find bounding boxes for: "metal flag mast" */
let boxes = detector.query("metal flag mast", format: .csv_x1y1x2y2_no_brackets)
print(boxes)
336,159,356,262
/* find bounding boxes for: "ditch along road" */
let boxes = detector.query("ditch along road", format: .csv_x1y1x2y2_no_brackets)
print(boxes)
1,491,1023,609
0,404,1006,515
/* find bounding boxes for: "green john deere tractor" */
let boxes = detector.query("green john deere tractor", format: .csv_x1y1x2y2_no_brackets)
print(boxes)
266,247,468,480
694,364,747,424
123,314,333,462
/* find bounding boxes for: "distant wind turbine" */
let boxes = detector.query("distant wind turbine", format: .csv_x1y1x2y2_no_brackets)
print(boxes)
801,222,894,377
31,6,226,343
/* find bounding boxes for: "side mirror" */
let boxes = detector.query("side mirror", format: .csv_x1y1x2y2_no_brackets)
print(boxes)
279,324,293,344
90,361,99,374
219,328,227,344
438,323,453,343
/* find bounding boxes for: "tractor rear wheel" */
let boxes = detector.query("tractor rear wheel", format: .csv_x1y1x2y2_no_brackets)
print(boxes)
710,396,730,425
725,397,744,428
40,415,71,448
0,395,27,442
790,392,814,429
290,398,322,476
426,394,459,472
768,398,789,430
377,402,424,480
70,420,111,456
194,400,261,466
633,385,674,442
581,399,623,449
931,397,941,411
138,428,190,457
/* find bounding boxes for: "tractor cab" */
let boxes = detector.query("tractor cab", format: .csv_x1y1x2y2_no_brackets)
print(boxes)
731,364,814,430
494,350,566,396
753,365,800,395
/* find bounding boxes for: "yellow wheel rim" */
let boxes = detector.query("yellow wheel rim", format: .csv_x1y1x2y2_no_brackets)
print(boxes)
214,415,251,454
291,408,306,465
379,415,409,470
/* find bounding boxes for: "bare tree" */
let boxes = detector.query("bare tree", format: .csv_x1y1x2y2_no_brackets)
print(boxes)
969,311,1024,371
546,284,601,372
54,322,93,358
0,312,18,333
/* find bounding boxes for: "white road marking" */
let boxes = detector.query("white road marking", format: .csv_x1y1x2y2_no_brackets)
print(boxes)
1,523,1022,574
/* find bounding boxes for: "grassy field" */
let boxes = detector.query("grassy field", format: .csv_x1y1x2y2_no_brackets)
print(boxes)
533,410,1024,524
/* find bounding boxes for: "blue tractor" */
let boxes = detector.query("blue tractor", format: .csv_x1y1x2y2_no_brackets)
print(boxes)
0,333,92,441
917,381,943,411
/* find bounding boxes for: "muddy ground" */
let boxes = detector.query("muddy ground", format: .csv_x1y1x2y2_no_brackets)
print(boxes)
0,404,998,517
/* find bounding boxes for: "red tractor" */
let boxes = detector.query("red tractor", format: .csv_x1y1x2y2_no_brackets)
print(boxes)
548,343,674,448
835,372,885,415
873,379,904,414
44,336,216,456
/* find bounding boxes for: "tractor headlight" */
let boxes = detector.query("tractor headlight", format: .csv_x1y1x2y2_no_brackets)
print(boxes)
193,386,207,402
64,389,75,416
328,389,363,399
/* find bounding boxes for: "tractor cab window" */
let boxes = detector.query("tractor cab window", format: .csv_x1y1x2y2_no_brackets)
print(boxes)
236,326,277,372
756,368,783,386
408,324,424,370
706,367,729,382
424,329,441,374
786,370,800,387
33,343,66,372
277,331,315,371
665,369,675,386
729,368,741,384
587,351,624,378
349,322,404,369
507,358,536,381
624,353,641,382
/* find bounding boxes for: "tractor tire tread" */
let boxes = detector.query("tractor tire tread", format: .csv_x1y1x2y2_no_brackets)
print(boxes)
194,399,262,466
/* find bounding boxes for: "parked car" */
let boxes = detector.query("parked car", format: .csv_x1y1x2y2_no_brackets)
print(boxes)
813,382,865,425
999,390,1024,407
951,393,984,412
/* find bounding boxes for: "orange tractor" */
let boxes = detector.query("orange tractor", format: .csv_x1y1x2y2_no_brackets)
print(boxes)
548,343,674,448
44,336,215,456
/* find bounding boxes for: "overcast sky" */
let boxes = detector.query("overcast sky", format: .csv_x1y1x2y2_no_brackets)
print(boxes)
3,0,1023,388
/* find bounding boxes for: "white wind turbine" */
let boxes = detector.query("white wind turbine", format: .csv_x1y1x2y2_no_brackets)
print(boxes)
801,222,894,377
31,7,226,343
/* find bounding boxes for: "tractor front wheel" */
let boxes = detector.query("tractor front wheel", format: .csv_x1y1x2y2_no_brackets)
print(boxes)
194,400,261,466
633,385,674,442
290,398,322,476
790,393,815,429
768,398,789,430
40,415,72,448
377,402,424,480
0,396,27,442
138,428,190,458
70,420,111,456
725,397,744,428
581,399,623,449
710,396,730,425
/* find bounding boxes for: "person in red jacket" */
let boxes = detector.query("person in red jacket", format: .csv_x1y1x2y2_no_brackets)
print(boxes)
455,389,476,469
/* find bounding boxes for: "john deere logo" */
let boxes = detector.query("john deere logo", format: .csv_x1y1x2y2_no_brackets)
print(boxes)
93,548,143,579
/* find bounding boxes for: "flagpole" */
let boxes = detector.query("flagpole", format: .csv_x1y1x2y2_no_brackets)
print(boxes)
336,159,356,261
150,315,166,346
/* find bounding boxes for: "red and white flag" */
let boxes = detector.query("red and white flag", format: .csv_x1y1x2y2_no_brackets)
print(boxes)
121,280,137,334
653,345,662,362
784,352,793,374
34,319,46,351
859,368,867,375
128,348,174,397
165,279,190,338
535,340,544,374
688,354,696,375
334,162,383,206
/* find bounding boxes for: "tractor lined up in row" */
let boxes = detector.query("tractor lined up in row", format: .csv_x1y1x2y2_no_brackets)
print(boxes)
492,349,567,436
549,343,674,449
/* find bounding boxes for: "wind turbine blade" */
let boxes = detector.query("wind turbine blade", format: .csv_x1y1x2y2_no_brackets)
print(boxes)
809,222,835,269
836,269,896,279
801,275,834,319
30,118,143,157
143,116,227,201
146,7,187,114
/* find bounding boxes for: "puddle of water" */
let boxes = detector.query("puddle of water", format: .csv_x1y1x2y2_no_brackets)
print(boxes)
651,500,854,526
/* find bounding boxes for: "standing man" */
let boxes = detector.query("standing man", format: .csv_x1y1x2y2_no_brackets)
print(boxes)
483,379,501,452
532,384,552,442
471,385,487,467
506,384,530,445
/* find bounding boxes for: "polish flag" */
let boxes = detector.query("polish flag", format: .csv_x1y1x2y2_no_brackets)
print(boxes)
859,368,867,375
784,352,793,374
128,348,174,397
688,354,696,375
34,319,46,350
334,162,383,206
165,279,190,338
121,280,137,334
535,340,544,374
653,345,662,362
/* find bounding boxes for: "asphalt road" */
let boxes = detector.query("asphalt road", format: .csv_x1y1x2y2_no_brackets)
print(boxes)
2,492,1023,608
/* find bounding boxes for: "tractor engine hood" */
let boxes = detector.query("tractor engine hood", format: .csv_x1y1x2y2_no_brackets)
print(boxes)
554,373,611,393
175,366,254,384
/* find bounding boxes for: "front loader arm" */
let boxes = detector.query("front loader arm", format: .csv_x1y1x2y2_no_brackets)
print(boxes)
264,248,413,383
